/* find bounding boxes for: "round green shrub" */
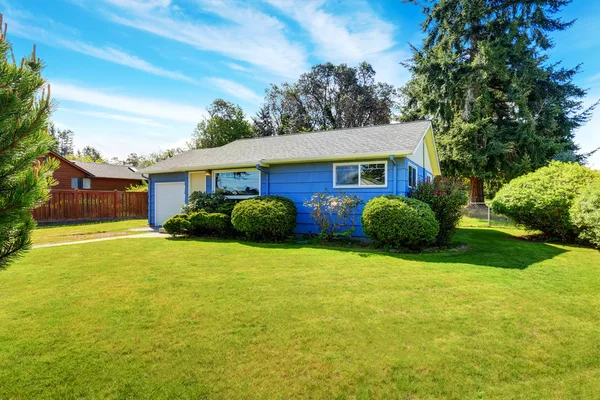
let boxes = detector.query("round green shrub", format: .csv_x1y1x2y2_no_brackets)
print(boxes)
571,182,600,248
410,177,468,246
231,196,297,241
189,211,232,237
182,192,235,214
188,211,210,236
206,213,232,236
361,195,439,250
163,217,191,236
492,161,600,239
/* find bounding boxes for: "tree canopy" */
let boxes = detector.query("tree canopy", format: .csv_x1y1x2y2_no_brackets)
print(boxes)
188,99,255,149
401,0,595,202
254,62,398,136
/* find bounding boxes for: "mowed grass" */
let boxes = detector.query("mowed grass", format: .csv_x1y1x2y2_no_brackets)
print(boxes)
1,227,600,399
32,219,148,245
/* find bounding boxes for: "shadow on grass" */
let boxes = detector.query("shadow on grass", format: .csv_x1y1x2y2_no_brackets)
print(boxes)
168,228,568,270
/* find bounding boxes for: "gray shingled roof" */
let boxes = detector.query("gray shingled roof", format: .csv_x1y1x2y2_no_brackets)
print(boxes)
141,121,432,174
72,161,145,180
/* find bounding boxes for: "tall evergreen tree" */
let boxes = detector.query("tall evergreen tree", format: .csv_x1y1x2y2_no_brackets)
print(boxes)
0,15,57,268
401,0,595,202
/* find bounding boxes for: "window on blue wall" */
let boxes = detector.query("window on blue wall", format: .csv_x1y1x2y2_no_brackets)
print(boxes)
214,170,260,198
408,165,417,188
334,162,387,188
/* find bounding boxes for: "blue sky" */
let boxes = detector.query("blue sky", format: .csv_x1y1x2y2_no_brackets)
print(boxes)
3,0,600,168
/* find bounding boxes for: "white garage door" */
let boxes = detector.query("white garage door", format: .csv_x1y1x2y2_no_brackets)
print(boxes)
155,182,185,226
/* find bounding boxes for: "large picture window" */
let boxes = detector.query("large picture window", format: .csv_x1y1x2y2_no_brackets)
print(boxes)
214,170,260,198
333,161,387,188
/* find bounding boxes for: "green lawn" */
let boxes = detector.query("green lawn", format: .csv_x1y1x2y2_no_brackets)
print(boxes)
32,219,149,245
1,226,599,398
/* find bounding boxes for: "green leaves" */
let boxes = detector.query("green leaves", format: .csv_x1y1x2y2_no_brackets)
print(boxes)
0,21,57,268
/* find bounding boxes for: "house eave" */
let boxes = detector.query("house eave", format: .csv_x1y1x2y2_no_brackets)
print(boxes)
143,151,413,175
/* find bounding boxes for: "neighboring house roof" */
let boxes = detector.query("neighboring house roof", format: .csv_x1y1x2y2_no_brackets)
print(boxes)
71,161,145,180
141,120,437,174
47,151,93,176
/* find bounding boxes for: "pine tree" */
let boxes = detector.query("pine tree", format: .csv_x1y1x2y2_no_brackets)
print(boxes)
401,0,595,202
0,15,57,268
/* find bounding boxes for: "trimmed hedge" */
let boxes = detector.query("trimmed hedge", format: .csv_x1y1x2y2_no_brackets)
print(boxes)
231,196,297,241
189,211,232,237
410,177,468,246
492,161,600,239
361,195,439,250
163,217,191,236
571,183,600,248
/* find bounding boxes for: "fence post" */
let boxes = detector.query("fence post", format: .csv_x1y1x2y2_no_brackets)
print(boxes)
75,189,79,220
114,190,119,219
487,203,491,227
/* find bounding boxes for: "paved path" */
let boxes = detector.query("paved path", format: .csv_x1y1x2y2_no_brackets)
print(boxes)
32,232,166,249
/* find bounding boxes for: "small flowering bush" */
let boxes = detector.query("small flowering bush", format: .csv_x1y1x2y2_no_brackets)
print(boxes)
304,191,363,240
410,177,469,246
492,161,600,240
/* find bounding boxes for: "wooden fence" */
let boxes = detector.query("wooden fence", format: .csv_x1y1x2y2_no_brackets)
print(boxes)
33,190,148,222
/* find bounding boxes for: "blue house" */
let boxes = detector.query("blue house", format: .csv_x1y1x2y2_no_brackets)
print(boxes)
141,120,441,236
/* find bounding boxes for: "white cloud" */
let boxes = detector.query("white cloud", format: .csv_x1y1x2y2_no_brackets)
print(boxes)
7,19,197,84
59,108,168,127
99,0,308,79
206,78,263,104
52,82,206,123
264,0,408,86
227,63,251,72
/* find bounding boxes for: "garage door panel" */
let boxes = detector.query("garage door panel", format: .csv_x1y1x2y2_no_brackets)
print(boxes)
155,182,185,226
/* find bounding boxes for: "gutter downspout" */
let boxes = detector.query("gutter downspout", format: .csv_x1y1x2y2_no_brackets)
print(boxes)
256,162,270,195
390,155,397,195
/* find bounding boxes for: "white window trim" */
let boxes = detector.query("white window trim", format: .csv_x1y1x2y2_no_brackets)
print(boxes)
333,160,388,189
408,163,418,189
212,168,261,199
426,172,434,183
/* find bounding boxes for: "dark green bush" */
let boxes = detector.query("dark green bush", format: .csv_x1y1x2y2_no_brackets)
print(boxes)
188,211,210,236
231,196,297,241
492,161,600,239
410,177,469,246
361,195,439,250
162,217,191,236
206,213,232,236
189,211,232,237
182,191,236,214
571,182,600,248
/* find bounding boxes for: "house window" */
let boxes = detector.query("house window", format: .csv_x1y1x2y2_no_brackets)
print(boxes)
426,173,434,183
333,162,387,188
408,165,417,188
214,169,260,198
71,178,91,189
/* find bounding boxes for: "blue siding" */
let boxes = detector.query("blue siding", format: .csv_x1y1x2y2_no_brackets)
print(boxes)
147,172,186,226
148,158,433,235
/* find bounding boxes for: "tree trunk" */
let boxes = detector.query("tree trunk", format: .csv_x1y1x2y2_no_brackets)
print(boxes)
470,176,485,203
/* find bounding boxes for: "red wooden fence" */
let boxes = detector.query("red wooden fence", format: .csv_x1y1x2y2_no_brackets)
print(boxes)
33,190,148,222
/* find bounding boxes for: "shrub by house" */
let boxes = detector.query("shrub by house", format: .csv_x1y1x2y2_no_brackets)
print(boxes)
410,177,468,246
231,196,296,241
361,195,439,250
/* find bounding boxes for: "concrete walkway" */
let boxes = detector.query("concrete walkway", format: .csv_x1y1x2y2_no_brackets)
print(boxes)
32,232,166,249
